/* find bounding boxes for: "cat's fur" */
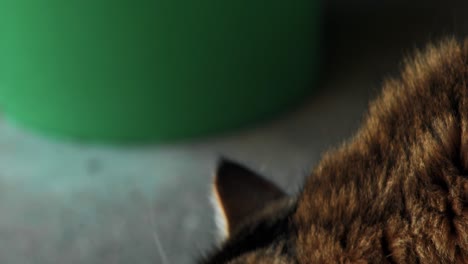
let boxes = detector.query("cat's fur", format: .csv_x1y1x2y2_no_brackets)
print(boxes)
199,38,468,263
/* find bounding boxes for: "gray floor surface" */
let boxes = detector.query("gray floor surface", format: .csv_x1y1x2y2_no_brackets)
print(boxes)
2,2,468,264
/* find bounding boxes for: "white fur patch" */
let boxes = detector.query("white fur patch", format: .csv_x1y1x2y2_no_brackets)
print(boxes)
211,185,229,242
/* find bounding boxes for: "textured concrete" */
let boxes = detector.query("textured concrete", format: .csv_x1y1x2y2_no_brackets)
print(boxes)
1,2,468,264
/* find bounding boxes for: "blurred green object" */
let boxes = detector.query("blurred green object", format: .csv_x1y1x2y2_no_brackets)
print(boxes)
0,0,321,142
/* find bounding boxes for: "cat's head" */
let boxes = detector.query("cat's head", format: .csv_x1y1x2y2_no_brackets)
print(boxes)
198,159,298,264
197,158,389,263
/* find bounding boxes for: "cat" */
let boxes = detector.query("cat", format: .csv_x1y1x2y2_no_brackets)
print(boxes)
197,38,468,263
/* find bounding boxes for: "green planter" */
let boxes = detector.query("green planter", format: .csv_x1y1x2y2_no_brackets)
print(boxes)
0,0,321,142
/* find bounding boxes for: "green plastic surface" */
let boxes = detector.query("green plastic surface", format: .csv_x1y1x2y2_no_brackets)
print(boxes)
0,0,321,142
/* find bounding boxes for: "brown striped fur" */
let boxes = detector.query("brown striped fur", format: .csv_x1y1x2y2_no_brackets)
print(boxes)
199,38,468,263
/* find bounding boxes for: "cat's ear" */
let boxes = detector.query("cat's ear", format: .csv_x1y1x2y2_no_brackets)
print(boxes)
211,158,286,241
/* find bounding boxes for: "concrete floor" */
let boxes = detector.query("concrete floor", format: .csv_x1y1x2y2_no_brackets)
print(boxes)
2,2,468,264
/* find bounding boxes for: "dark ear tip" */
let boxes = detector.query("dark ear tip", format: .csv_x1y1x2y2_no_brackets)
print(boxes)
217,156,231,166
216,157,243,176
